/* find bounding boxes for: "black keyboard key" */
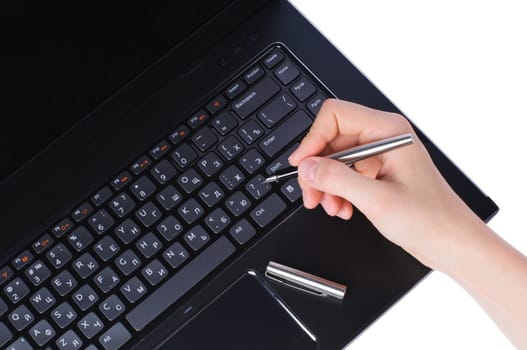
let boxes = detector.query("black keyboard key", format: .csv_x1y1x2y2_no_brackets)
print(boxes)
290,77,316,102
94,267,120,294
274,61,300,85
250,193,287,228
157,215,184,241
115,250,141,276
120,277,147,304
178,198,204,225
183,225,210,251
225,191,251,217
88,209,115,235
205,95,227,114
191,126,218,152
56,329,82,349
281,178,302,202
94,236,120,262
219,165,245,190
130,176,156,202
168,125,190,145
243,64,264,84
29,319,55,346
91,186,113,207
245,175,272,200
172,143,198,168
204,208,231,234
0,322,11,347
198,181,224,207
72,253,99,279
25,260,51,286
197,152,224,177
72,202,93,222
239,149,265,174
29,287,56,314
5,337,32,350
307,93,327,116
149,140,171,160
99,294,126,321
0,266,13,287
67,226,93,252
129,155,152,175
258,93,297,128
99,322,131,350
135,202,162,227
177,168,203,194
141,260,169,286
263,50,284,69
265,143,299,176
212,111,238,135
110,171,132,192
0,297,6,316
109,193,136,218
51,217,74,238
54,308,81,333
156,185,182,211
232,77,280,119
12,250,33,270
229,219,256,245
46,242,72,269
8,305,34,331
3,277,28,303
32,233,53,254
126,236,235,331
259,110,312,157
136,233,162,259
150,159,177,184
218,136,244,161
224,80,246,99
114,219,142,244
72,285,99,311
51,271,77,296
162,242,189,269
187,110,209,129
238,120,264,144
77,312,104,339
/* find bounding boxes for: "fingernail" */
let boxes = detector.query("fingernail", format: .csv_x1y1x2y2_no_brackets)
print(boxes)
298,158,318,182
288,149,300,165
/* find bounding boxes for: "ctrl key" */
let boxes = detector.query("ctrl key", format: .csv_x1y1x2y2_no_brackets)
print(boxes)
99,322,131,350
250,194,287,228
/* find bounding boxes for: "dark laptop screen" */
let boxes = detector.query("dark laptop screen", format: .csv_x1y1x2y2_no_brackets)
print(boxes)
0,1,234,182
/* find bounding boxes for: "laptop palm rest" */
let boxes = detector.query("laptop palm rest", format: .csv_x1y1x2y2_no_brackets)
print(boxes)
156,270,318,350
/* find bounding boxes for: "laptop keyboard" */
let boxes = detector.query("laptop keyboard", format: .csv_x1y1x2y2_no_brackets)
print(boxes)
0,45,329,350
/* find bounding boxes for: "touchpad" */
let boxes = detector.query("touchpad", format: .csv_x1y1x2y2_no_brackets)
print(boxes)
158,270,318,350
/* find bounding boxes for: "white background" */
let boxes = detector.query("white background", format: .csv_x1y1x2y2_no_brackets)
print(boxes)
288,1,527,349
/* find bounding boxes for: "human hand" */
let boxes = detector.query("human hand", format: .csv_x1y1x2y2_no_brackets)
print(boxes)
289,99,482,269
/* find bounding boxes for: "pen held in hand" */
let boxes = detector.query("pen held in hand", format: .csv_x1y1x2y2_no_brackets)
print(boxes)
262,133,414,184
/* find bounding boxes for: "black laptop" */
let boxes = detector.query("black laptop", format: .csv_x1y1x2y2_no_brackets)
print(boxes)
0,1,498,349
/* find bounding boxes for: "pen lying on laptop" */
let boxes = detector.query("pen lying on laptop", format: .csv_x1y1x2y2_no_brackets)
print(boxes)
262,133,414,183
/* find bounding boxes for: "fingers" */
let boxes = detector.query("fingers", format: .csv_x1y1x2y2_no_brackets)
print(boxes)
289,99,412,166
298,156,392,219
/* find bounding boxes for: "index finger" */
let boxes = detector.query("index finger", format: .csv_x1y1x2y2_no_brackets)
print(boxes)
288,99,412,166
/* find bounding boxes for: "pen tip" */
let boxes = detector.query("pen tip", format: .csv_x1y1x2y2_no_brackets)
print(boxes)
261,176,276,184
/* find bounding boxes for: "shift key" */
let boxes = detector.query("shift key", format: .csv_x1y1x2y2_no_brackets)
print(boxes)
259,110,312,157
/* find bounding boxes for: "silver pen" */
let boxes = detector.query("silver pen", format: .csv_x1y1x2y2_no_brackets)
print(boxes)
262,133,414,183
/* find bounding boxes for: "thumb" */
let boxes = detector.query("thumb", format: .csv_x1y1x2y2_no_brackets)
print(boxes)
298,157,390,216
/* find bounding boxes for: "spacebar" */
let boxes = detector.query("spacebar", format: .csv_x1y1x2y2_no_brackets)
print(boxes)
126,237,236,331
